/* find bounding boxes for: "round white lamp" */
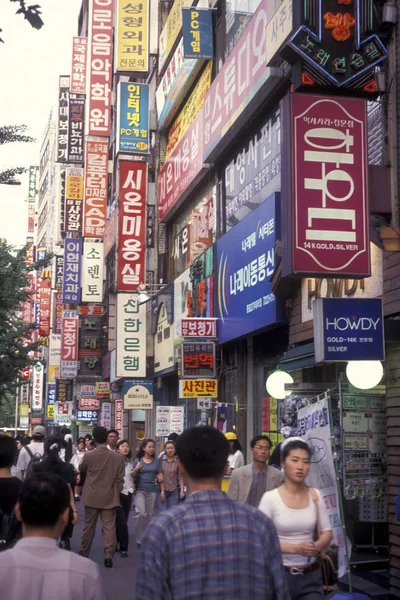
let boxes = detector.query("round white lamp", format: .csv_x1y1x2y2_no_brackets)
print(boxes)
346,360,383,390
266,370,294,399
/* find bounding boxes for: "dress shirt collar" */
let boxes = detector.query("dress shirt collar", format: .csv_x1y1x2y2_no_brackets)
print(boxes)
252,462,268,476
187,489,226,502
15,537,58,550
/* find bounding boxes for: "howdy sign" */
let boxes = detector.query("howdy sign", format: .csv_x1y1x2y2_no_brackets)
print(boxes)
282,93,369,278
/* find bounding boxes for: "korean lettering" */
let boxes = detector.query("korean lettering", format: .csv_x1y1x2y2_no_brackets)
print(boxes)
83,140,108,237
57,76,70,163
71,37,88,95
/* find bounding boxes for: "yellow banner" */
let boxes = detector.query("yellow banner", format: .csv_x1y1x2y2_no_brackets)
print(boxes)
66,174,83,200
116,0,149,72
166,61,212,158
47,405,55,420
19,405,29,417
179,379,217,398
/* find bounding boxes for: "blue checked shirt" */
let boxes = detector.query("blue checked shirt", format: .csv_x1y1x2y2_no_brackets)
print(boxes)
139,489,289,599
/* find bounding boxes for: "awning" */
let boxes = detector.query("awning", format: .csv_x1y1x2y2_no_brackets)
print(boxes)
280,342,316,372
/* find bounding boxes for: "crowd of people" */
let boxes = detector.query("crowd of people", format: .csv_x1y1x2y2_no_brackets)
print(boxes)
0,425,333,600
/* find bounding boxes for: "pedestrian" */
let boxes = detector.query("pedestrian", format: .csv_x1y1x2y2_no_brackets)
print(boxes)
225,432,245,473
158,432,179,459
258,438,332,600
84,434,93,451
0,435,23,548
0,472,106,600
116,439,134,557
16,425,45,479
107,429,119,451
227,434,284,506
31,436,78,551
159,440,185,510
70,438,86,501
78,426,125,567
139,426,289,599
59,431,74,463
132,438,162,547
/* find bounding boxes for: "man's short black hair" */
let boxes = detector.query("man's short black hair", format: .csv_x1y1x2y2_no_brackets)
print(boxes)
93,426,108,444
18,473,70,528
176,426,230,481
0,435,17,469
107,429,119,437
250,435,273,449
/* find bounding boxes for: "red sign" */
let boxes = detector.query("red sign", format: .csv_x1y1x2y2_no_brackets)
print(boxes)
79,397,100,410
87,0,114,136
180,318,217,338
71,37,88,95
115,399,123,436
262,397,270,432
83,138,108,237
38,279,51,336
118,161,147,291
61,312,79,378
283,93,370,277
158,109,204,222
53,292,63,334
57,403,71,415
27,203,35,234
180,342,216,378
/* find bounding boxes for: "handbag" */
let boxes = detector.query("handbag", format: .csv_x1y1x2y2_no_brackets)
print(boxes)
309,487,339,594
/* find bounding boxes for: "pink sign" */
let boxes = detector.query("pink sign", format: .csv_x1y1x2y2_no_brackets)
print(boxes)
288,93,369,277
158,109,204,221
71,37,88,95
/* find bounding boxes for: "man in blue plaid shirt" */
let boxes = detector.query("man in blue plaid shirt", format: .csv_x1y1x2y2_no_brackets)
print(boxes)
139,426,289,599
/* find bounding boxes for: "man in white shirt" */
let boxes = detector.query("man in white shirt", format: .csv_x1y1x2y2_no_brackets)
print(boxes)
0,471,105,600
16,425,45,478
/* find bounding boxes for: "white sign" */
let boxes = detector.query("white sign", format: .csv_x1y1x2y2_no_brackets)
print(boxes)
154,303,174,374
156,406,170,436
156,406,185,436
197,397,212,409
115,399,123,436
81,240,104,302
116,294,146,378
32,362,44,411
49,334,61,364
266,0,292,65
100,402,111,429
342,412,368,433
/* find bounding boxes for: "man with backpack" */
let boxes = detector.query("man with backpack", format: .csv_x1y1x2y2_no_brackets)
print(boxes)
16,425,45,479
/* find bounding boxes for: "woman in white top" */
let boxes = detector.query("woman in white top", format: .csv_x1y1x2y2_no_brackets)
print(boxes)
225,432,244,473
69,438,86,500
116,439,134,557
258,438,332,600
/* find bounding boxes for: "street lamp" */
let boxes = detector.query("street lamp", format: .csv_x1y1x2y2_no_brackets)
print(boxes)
266,370,294,399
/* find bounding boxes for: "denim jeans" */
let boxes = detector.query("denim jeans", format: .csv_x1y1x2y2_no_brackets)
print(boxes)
159,487,180,511
135,491,156,543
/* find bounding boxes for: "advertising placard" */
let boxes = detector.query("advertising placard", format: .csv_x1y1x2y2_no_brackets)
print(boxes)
180,318,217,338
71,37,88,95
180,342,216,378
57,76,69,163
116,294,146,378
281,93,370,277
61,311,79,379
54,256,64,290
67,97,85,164
32,362,44,411
55,379,73,403
156,406,184,436
216,193,282,344
117,162,147,291
96,382,110,397
314,298,385,362
38,279,51,336
65,167,84,235
179,379,217,398
62,238,82,304
123,379,153,410
117,82,150,154
28,166,37,200
182,8,213,59
100,402,111,429
83,137,108,238
158,0,194,72
81,241,104,302
116,0,149,72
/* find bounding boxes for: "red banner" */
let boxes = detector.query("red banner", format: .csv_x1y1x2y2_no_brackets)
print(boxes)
87,0,114,136
83,138,108,237
118,161,147,291
38,279,51,336
61,312,79,379
71,37,88,95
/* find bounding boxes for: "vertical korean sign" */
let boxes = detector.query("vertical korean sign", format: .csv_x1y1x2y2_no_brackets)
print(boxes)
81,241,104,302
281,93,370,278
87,0,114,136
117,82,150,154
28,166,38,200
62,238,82,304
182,8,213,59
116,294,146,377
38,279,52,336
83,137,108,238
61,311,79,379
32,362,44,411
65,167,84,235
116,0,149,73
118,161,147,291
71,37,88,95
67,97,85,164
57,76,70,163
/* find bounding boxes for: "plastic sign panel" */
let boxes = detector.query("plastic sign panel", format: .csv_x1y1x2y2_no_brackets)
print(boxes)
61,311,79,379
115,399,123,436
32,362,44,411
117,82,150,154
81,241,104,302
116,0,149,73
123,379,153,409
62,238,82,304
159,0,195,72
116,294,146,378
65,167,84,235
314,298,384,362
156,406,184,436
83,138,108,238
281,93,370,277
179,379,217,398
182,8,213,59
28,166,37,200
71,37,88,95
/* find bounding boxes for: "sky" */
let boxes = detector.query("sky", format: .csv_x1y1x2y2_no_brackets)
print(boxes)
0,0,82,247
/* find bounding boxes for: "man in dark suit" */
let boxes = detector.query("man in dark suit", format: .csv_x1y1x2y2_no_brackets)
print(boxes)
227,435,284,506
78,426,125,568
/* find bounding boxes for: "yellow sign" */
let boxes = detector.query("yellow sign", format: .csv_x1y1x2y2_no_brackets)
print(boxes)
160,0,194,71
66,171,83,200
48,365,60,383
19,404,29,417
116,0,149,72
179,379,217,398
47,405,55,420
96,381,110,396
166,61,212,158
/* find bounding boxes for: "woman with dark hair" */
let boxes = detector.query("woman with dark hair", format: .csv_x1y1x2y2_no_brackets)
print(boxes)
0,435,23,515
159,440,185,510
70,438,86,500
258,438,332,600
116,439,134,557
31,436,78,550
131,438,162,546
225,432,244,474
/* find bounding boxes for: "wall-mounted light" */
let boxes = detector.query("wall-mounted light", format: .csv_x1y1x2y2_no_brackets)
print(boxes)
266,370,294,399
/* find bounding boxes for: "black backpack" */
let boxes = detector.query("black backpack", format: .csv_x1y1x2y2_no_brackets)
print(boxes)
0,508,21,551
25,446,43,478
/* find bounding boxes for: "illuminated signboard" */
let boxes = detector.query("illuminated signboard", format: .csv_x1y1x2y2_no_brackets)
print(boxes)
180,342,216,378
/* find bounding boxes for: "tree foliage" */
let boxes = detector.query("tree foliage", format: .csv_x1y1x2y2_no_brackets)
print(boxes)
1,1,44,43
0,393,15,429
0,125,35,185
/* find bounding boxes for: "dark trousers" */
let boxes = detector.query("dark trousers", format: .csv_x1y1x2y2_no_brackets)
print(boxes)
61,509,74,541
286,568,324,600
116,492,133,552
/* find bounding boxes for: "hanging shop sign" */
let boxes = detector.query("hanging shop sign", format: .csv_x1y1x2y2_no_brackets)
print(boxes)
96,382,110,397
123,379,153,410
314,298,385,363
116,0,149,73
61,311,79,379
179,318,217,339
27,202,35,234
180,342,216,378
54,255,64,291
47,383,56,405
158,108,204,221
53,292,63,335
28,166,38,200
80,384,96,398
100,402,112,429
116,294,146,378
182,8,213,59
216,193,282,344
281,93,370,278
224,105,281,230
78,315,103,376
38,279,51,336
71,36,88,95
87,0,114,136
83,137,108,238
115,399,123,436
67,97,85,164
77,409,98,422
57,76,69,163
65,167,84,235
62,238,82,304
118,161,147,292
55,379,73,403
266,0,293,66
117,82,150,154
32,362,44,411
81,241,104,302
59,167,66,241
55,402,73,424
154,302,175,375
179,379,217,398
156,406,185,436
158,0,194,72
78,305,104,316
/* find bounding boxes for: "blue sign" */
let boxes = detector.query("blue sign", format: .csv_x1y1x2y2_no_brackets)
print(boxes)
314,298,385,362
117,82,150,154
47,384,56,405
182,8,213,60
77,409,98,423
62,238,82,304
216,193,283,344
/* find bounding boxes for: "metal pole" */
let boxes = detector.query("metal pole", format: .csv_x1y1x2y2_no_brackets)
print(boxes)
14,379,19,435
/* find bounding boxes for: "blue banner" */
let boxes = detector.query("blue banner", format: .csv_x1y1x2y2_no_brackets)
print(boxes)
62,238,82,304
314,298,385,362
117,82,150,154
182,8,213,60
216,193,283,344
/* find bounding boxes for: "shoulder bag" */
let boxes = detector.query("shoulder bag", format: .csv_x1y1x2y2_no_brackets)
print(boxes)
309,487,339,594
